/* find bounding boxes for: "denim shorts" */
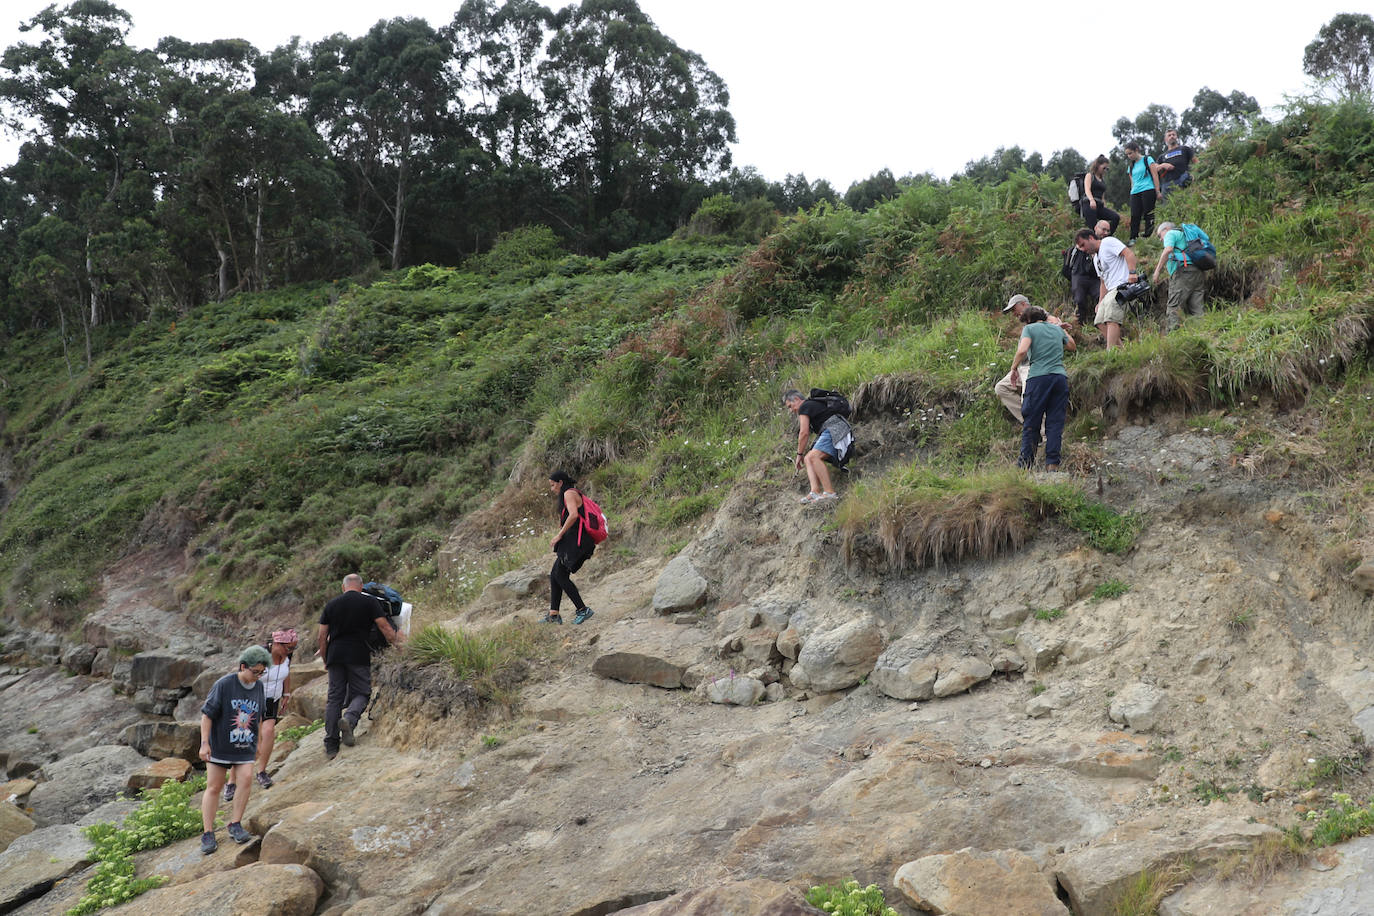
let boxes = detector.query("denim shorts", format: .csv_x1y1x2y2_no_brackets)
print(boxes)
813,428,838,458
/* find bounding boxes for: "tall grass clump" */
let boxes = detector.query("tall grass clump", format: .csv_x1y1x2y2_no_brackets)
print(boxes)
1033,482,1142,554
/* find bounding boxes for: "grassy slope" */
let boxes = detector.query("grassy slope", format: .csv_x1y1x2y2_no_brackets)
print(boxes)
1,98,1373,629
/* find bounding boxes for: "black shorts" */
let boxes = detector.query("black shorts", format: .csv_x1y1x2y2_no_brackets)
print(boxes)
263,697,281,721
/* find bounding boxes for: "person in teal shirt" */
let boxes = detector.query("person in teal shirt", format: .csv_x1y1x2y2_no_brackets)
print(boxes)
1150,222,1206,331
1123,141,1161,245
1010,306,1076,471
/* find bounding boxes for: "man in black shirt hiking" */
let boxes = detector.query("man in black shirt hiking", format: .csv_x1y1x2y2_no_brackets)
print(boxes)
317,573,404,760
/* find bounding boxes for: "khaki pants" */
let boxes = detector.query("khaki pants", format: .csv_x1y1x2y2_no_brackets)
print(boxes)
1165,265,1205,331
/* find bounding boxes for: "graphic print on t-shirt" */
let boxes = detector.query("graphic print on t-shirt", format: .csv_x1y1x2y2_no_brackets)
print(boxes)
228,698,260,747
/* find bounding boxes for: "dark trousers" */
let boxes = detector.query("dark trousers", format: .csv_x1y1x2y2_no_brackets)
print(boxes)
1071,274,1098,325
324,661,371,750
1020,374,1069,468
550,558,584,613
1129,189,1157,241
1079,199,1120,234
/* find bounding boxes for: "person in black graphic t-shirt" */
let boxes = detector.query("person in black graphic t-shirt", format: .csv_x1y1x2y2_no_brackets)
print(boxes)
198,645,270,854
318,574,403,759
1156,128,1195,202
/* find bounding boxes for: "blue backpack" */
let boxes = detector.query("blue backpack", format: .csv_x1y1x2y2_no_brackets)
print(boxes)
1175,224,1217,271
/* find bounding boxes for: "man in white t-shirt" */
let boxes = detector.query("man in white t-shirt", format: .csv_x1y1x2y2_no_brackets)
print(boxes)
1074,227,1139,351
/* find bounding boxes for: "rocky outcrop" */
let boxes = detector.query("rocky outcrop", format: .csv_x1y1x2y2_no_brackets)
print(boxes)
1054,817,1279,916
28,744,151,825
0,669,145,776
702,674,765,705
894,847,1069,915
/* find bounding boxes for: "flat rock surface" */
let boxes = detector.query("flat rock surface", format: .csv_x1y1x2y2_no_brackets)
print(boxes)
0,824,92,911
28,744,151,826
0,669,145,777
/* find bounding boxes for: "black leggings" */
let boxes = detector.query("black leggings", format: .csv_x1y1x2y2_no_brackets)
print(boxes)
1079,199,1120,234
550,558,584,613
1129,189,1157,241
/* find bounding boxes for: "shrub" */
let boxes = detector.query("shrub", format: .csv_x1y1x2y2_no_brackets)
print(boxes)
805,879,898,916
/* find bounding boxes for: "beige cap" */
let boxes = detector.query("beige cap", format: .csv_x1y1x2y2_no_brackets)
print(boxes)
1003,294,1029,313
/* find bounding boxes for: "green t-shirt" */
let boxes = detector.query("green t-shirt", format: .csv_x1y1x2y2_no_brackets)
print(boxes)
1021,323,1070,379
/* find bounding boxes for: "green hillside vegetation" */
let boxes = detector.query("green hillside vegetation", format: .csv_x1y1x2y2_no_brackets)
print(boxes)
2,96,1373,626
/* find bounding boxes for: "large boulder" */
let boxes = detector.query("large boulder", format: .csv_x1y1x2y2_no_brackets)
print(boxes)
0,824,93,911
129,651,205,689
870,637,941,701
108,862,324,915
933,657,995,698
653,556,708,614
789,614,885,693
27,744,151,826
0,801,36,854
480,563,547,603
126,757,191,792
1108,684,1167,733
292,674,332,723
592,618,712,689
701,674,765,706
894,847,1069,916
615,878,824,915
122,721,201,761
1055,818,1278,916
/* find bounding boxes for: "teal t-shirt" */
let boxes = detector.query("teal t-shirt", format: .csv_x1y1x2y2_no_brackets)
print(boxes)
1022,323,1070,379
1130,156,1156,194
1162,228,1186,275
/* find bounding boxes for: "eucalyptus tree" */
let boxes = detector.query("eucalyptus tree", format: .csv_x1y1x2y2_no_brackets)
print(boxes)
157,37,367,300
0,0,169,330
307,18,457,269
540,0,735,251
449,0,553,167
1180,87,1260,143
1303,13,1374,99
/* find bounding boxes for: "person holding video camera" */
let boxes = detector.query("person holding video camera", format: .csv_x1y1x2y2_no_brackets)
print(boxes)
1074,227,1140,352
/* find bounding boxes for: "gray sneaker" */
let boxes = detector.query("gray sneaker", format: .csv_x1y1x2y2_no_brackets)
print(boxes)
222,782,235,802
200,831,217,855
226,821,253,844
340,715,356,747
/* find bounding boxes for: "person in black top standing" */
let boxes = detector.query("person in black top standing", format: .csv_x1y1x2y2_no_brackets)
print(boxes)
317,574,403,759
544,471,595,625
1156,128,1195,202
1078,155,1120,235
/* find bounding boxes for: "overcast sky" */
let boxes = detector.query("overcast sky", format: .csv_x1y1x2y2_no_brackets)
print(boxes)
0,0,1358,186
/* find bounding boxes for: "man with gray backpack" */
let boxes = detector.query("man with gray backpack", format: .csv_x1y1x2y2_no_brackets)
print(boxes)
1150,222,1216,332
782,388,854,505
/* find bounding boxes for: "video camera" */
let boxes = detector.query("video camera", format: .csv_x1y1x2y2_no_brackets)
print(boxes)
1115,278,1152,303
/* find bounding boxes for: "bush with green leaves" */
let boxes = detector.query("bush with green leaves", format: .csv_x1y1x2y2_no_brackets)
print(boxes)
67,775,207,915
805,879,898,916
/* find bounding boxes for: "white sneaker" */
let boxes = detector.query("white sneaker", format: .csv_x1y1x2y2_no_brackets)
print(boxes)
799,492,821,504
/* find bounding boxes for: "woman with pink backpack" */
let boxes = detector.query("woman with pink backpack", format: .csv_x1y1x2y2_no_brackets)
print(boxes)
542,470,601,625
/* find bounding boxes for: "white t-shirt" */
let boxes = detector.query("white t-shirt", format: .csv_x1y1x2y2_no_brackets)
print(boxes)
260,657,290,701
1093,237,1131,291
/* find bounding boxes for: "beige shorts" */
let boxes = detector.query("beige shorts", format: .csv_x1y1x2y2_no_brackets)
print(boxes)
1094,287,1126,326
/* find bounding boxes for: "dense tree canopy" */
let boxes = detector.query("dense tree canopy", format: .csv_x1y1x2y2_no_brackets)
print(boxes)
0,0,737,334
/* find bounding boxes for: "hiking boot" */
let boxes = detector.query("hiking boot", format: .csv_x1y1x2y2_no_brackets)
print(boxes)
222,782,236,803
573,607,595,625
256,771,273,789
226,821,253,844
200,831,217,855
340,715,356,747
539,613,563,624
325,745,338,760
